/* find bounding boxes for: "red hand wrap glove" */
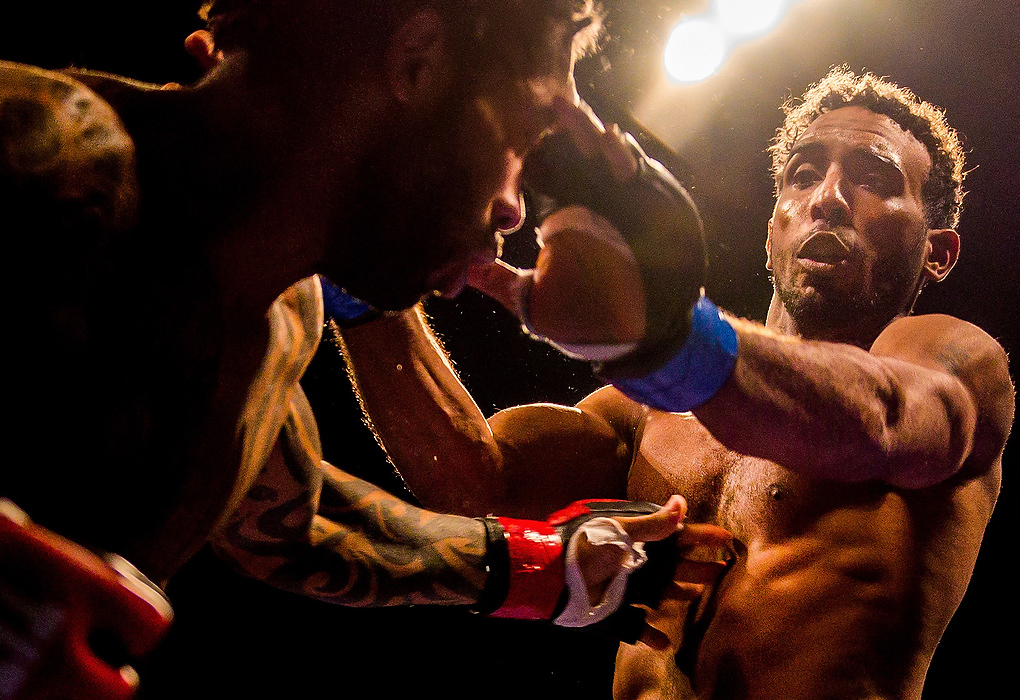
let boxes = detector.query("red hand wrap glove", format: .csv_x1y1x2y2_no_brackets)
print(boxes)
0,500,173,700
473,500,679,643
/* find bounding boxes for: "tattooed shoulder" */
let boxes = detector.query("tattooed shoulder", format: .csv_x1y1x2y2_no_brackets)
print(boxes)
1,60,139,233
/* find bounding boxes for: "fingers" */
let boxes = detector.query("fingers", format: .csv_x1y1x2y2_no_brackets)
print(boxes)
630,559,728,650
677,522,732,549
611,497,732,562
673,559,729,586
638,622,672,651
615,501,732,653
655,558,728,602
614,495,687,543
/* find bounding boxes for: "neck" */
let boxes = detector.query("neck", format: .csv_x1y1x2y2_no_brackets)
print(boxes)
764,291,910,350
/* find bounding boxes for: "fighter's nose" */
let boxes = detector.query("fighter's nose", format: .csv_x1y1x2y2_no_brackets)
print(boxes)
492,191,526,234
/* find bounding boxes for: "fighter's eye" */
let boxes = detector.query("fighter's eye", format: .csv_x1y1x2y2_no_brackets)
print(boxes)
789,164,820,188
859,170,896,196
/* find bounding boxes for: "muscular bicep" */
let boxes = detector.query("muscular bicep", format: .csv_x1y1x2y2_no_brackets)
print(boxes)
487,389,640,518
870,314,1013,490
695,314,1012,490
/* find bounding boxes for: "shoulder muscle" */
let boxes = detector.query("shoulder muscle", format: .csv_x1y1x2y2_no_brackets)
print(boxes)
873,314,1014,487
1,60,138,234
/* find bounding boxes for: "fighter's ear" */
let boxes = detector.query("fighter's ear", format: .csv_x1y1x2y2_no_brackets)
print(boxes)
386,9,448,104
765,218,774,271
184,30,223,72
923,228,960,282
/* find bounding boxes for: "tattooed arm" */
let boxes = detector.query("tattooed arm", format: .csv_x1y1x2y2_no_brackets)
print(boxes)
209,277,702,627
212,383,488,606
211,374,701,620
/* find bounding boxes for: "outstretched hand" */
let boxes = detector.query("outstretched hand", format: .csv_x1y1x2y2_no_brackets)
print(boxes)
573,496,731,650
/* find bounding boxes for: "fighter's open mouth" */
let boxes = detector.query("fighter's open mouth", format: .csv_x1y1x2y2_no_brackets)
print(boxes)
797,231,850,264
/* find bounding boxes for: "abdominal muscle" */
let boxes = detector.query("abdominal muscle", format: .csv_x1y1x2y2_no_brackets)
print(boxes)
693,507,924,700
617,416,934,700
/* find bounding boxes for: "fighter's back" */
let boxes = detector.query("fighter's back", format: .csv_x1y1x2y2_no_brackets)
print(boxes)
617,403,1000,700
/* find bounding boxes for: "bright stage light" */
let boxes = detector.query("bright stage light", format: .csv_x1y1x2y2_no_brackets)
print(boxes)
717,0,786,35
664,20,727,83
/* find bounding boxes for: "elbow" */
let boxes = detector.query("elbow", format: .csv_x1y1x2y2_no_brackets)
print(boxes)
208,517,307,583
878,379,977,490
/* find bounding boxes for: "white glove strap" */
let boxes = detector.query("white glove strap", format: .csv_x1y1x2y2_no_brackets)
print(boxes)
553,517,648,628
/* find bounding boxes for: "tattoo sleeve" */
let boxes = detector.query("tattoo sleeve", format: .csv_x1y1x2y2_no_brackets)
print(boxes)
213,385,488,608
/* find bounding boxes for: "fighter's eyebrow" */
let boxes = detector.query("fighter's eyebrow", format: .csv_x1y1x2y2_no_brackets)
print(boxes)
861,146,901,172
783,140,825,171
785,138,904,173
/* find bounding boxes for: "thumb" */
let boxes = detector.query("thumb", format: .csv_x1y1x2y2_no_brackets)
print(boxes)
614,495,687,543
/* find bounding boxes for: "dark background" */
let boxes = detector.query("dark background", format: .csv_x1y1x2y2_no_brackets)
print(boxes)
3,1,1015,698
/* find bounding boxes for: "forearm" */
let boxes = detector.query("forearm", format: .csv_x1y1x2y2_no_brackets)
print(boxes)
212,412,715,636
692,317,977,487
214,459,488,607
334,307,505,515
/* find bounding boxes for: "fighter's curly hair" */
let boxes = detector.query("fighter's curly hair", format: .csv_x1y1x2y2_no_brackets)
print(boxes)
198,1,603,70
769,66,966,230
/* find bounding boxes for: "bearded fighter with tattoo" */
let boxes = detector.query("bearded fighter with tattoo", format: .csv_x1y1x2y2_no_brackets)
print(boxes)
0,3,730,697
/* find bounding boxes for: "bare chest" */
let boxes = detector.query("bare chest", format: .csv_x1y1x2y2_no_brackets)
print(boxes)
627,412,847,546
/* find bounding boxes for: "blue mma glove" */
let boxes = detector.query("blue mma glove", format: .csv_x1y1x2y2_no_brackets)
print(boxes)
320,276,379,327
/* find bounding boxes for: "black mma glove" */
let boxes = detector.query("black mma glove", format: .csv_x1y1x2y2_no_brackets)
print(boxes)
522,125,707,379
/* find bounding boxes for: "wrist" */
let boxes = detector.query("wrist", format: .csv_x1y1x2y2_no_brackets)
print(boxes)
473,516,565,620
607,296,738,412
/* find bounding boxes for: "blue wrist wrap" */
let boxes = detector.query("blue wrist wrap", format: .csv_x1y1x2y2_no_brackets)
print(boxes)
611,297,738,412
320,277,374,322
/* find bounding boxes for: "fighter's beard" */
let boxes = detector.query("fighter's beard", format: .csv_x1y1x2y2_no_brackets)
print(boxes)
773,264,922,348
328,88,486,311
